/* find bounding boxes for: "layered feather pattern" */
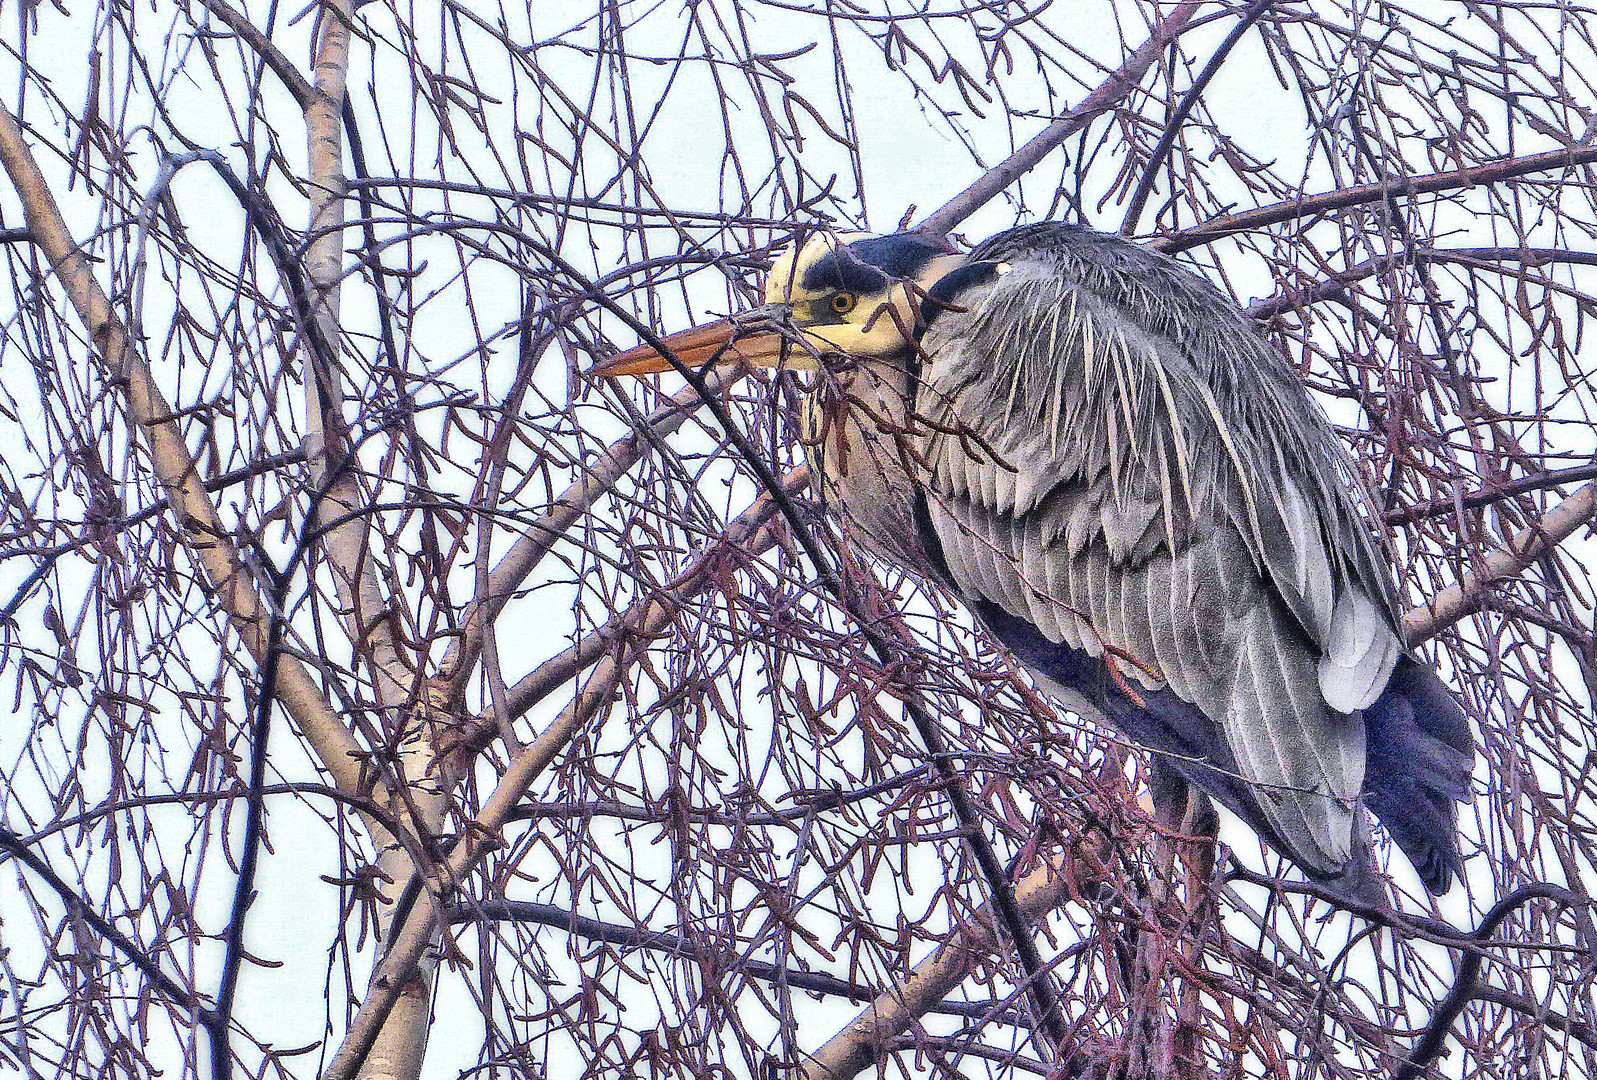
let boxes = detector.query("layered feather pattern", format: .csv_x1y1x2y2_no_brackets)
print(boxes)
805,223,1473,898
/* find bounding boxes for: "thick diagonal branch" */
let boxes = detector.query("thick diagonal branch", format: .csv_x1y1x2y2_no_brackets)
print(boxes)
799,849,1105,1080
441,367,744,702
915,1,1202,238
323,468,806,1080
1403,480,1597,646
0,101,372,812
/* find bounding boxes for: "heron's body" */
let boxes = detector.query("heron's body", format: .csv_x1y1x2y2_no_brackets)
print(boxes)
601,223,1474,903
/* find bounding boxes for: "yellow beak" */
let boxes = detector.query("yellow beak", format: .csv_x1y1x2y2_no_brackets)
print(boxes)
591,309,824,377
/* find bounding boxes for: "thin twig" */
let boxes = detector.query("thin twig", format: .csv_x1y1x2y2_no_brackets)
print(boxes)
1158,145,1597,252
449,899,1019,1022
1121,0,1278,236
194,0,314,108
915,1,1203,238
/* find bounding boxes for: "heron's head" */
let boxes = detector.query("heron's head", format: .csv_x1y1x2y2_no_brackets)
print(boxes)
592,231,966,376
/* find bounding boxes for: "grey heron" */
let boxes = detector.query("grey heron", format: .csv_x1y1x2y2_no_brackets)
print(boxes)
597,223,1474,905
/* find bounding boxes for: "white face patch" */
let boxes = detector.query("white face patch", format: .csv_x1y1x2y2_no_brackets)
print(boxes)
763,232,877,306
759,234,969,360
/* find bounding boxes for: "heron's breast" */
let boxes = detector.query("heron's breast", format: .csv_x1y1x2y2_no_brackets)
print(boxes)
799,367,926,573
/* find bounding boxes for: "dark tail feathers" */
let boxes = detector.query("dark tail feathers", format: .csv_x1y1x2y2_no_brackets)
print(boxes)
1363,656,1474,893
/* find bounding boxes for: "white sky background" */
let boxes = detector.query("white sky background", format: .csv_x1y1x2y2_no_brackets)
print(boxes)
0,1,1595,1077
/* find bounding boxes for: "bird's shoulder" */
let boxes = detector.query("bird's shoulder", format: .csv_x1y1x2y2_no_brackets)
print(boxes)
912,223,1405,699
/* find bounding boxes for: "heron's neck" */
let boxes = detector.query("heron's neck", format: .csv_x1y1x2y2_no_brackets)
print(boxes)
799,354,924,572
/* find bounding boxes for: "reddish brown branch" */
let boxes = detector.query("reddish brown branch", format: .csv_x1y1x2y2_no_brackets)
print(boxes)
1384,465,1597,527
915,1,1203,238
1246,247,1597,322
1158,145,1597,252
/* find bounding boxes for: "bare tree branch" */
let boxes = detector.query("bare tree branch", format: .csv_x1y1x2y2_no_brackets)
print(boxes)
1404,479,1597,646
0,100,373,808
1159,145,1597,253
6,5,1597,1079
916,1,1204,238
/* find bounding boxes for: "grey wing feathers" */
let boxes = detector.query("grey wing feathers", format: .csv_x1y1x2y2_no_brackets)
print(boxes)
915,225,1404,875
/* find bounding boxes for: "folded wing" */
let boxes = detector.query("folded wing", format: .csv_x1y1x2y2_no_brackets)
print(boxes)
912,225,1409,881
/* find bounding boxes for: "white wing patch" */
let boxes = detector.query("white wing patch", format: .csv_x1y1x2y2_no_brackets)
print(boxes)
1319,589,1402,713
908,251,1403,875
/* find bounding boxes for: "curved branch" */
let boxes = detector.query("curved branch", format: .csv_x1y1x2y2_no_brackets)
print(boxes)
1403,478,1597,646
439,465,793,774
1121,0,1277,236
915,1,1203,238
1395,884,1595,1080
1157,145,1597,253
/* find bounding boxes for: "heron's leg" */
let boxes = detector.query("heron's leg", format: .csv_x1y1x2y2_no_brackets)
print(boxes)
1114,756,1223,1078
1120,760,1179,1078
1147,758,1192,887
1148,758,1219,895
1147,758,1220,1077
1117,760,1220,1078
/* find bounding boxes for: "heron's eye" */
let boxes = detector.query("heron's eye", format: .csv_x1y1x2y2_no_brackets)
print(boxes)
829,292,857,315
